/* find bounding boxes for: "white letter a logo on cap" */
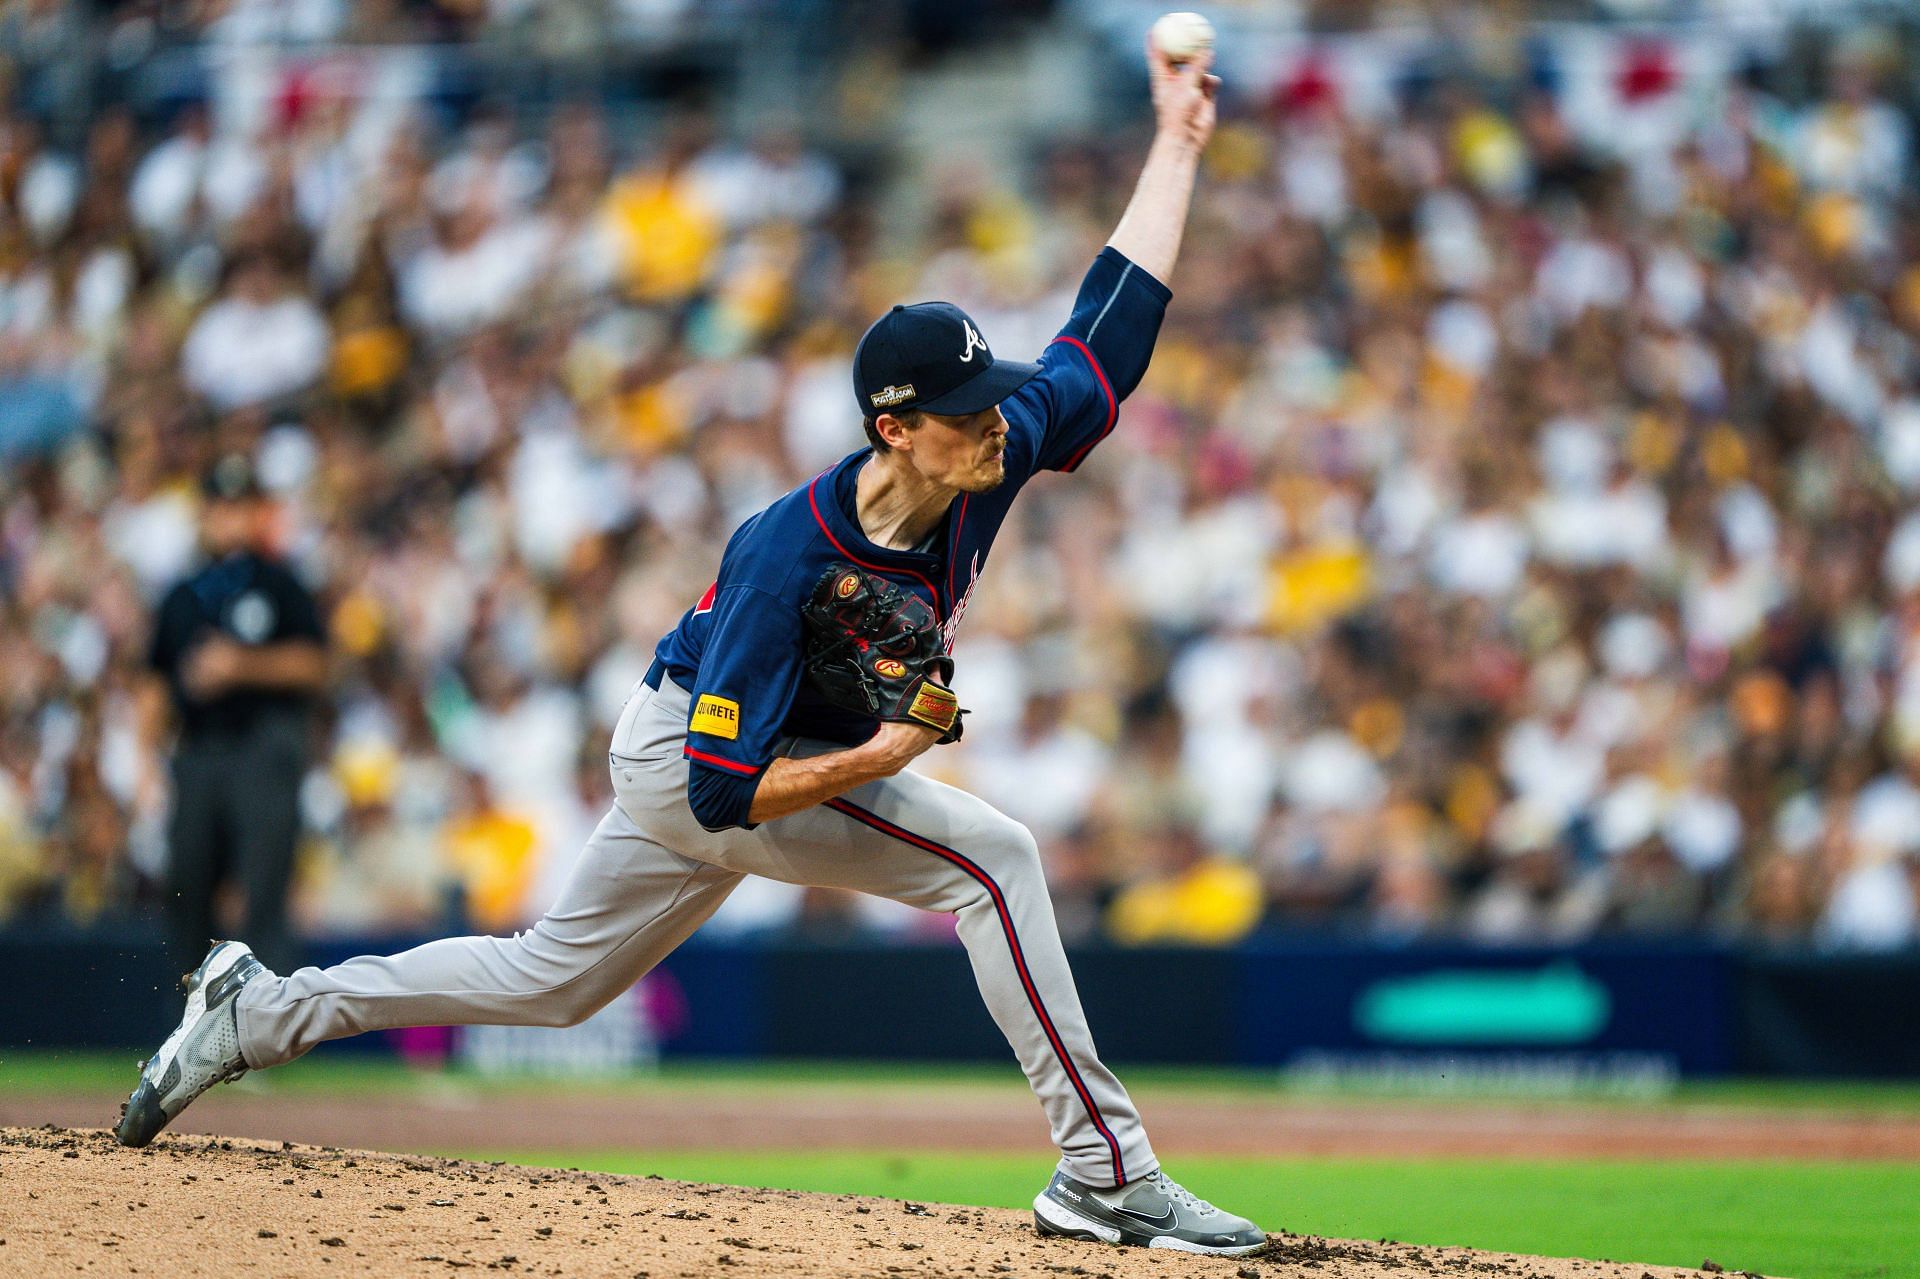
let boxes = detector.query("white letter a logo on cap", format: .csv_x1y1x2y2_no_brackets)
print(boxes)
958,321,988,363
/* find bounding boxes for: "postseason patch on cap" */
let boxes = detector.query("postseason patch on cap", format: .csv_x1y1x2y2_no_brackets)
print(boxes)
869,383,916,409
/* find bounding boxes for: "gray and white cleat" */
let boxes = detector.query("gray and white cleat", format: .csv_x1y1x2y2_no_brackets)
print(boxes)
114,940,268,1148
1034,1167,1266,1256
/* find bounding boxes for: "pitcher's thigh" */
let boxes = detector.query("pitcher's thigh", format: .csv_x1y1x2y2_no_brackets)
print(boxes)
536,799,743,952
738,768,1044,914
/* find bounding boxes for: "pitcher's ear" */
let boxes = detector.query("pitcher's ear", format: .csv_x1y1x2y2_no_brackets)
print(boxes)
874,410,923,452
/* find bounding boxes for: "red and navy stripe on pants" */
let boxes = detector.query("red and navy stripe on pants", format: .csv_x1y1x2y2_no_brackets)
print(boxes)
824,796,1128,1187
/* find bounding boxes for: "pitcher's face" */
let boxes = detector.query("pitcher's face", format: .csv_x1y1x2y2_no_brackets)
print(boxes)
904,406,1010,494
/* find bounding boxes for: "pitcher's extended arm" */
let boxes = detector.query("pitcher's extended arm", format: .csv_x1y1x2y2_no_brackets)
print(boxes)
1105,37,1219,285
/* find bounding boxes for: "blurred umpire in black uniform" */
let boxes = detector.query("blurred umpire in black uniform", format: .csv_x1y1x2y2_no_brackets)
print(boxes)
142,455,326,975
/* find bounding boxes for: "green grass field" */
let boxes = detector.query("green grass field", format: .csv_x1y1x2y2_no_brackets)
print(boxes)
445,1149,1916,1279
5,1053,1917,1279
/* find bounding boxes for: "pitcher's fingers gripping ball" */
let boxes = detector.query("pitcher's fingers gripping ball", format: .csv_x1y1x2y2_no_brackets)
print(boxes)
1149,11,1214,66
1144,16,1220,157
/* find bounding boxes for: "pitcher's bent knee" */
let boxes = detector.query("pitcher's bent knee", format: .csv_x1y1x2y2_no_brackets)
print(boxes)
966,814,1045,890
498,928,629,1028
535,975,623,1027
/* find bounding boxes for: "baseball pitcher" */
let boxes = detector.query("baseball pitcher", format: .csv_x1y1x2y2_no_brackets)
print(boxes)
117,39,1263,1257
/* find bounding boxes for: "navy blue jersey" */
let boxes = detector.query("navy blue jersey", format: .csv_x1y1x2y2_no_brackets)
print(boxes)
653,247,1171,830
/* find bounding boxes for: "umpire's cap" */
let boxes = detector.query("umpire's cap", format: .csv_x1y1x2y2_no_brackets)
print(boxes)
853,302,1040,418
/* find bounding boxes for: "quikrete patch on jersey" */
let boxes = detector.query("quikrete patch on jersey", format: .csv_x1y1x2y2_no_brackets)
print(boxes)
691,694,742,739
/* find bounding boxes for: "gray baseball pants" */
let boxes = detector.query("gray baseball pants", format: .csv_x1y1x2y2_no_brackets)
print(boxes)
234,673,1156,1187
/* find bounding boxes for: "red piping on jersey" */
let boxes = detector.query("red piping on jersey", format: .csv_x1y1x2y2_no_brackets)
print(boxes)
808,472,945,615
683,746,758,775
824,795,1129,1187
1050,336,1117,473
946,494,971,609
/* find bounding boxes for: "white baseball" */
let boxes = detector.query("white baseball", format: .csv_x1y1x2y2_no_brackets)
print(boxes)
1150,11,1215,65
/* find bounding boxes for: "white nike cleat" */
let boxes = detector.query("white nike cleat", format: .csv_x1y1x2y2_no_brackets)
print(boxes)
1034,1168,1266,1256
114,940,269,1148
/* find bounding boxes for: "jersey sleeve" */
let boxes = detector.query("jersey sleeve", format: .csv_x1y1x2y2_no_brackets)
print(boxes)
682,584,806,832
1004,246,1172,474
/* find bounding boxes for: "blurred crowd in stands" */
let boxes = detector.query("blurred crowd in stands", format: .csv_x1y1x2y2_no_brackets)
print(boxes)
1,0,702,55
4,10,1920,952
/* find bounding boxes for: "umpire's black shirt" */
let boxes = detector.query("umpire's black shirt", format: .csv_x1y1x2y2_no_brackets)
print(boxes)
148,552,324,740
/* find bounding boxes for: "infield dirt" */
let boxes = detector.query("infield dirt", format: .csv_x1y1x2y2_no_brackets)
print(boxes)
0,1126,1752,1279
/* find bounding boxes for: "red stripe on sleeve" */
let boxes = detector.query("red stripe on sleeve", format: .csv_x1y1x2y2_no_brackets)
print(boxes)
1050,335,1118,473
683,746,760,775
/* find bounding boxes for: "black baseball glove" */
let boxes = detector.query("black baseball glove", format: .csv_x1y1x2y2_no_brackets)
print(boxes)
802,563,964,743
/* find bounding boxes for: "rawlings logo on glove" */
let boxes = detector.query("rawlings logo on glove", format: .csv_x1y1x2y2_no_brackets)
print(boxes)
802,564,965,742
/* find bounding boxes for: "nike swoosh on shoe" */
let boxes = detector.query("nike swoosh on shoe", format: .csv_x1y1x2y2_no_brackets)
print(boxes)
1114,1204,1178,1228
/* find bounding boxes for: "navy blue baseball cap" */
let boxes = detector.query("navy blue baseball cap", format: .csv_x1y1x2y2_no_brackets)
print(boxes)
853,301,1040,418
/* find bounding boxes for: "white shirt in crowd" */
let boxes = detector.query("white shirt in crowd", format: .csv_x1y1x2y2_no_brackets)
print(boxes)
181,291,330,410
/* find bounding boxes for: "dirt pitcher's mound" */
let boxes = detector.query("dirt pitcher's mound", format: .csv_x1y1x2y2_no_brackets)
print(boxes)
0,1127,1744,1279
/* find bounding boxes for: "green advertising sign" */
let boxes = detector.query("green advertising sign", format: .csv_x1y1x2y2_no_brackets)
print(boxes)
1354,964,1612,1044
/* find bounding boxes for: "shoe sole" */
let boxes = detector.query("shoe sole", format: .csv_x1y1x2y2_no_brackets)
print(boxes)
114,941,253,1148
1033,1192,1265,1257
